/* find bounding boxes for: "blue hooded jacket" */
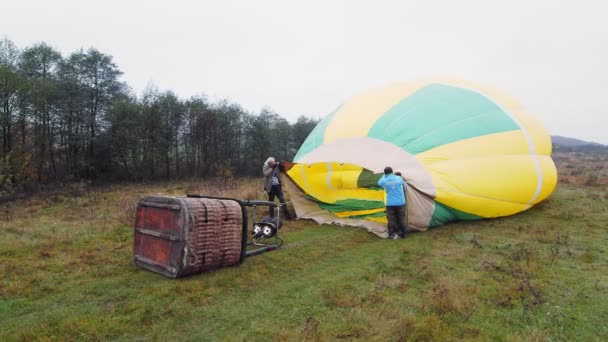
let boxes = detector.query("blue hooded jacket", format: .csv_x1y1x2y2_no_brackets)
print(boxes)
378,173,407,206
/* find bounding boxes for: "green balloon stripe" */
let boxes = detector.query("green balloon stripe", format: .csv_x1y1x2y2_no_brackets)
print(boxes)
304,190,482,226
312,197,482,225
368,84,519,155
430,202,482,227
316,198,386,212
293,105,342,161
356,169,383,189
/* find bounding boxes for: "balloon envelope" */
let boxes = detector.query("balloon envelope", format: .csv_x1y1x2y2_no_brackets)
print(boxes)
283,79,557,237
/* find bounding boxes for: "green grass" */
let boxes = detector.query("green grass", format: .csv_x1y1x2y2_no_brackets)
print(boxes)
1,180,607,341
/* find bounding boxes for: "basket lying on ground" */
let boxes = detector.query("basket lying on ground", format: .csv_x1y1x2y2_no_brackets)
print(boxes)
133,196,247,278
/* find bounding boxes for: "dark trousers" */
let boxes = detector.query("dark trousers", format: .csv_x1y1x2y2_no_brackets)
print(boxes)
386,204,407,237
267,185,291,219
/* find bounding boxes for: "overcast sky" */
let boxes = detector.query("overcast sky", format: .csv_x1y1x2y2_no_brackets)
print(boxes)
3,0,607,144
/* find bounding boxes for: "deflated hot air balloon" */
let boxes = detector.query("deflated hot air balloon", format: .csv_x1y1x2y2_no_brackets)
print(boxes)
281,79,557,238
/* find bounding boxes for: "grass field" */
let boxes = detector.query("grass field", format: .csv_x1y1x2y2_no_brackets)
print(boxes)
1,178,607,341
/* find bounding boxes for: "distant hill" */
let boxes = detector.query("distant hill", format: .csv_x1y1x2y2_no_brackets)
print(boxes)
552,136,604,147
552,136,607,152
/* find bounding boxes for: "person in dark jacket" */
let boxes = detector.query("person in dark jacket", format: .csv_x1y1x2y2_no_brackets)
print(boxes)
263,157,291,219
378,166,408,239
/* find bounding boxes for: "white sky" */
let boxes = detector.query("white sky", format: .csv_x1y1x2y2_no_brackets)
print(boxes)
3,0,608,144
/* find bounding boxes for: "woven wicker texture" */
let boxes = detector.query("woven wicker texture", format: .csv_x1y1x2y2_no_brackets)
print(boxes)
183,198,243,274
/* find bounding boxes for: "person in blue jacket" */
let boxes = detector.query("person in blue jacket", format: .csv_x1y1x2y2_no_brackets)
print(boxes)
378,166,408,239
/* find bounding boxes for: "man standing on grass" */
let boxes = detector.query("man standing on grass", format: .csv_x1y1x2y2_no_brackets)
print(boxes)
378,166,408,240
263,157,292,220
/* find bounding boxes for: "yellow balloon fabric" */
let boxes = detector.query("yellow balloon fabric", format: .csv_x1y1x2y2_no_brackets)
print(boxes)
283,79,557,236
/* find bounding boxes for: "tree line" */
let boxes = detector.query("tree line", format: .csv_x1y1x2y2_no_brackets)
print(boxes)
0,38,319,196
